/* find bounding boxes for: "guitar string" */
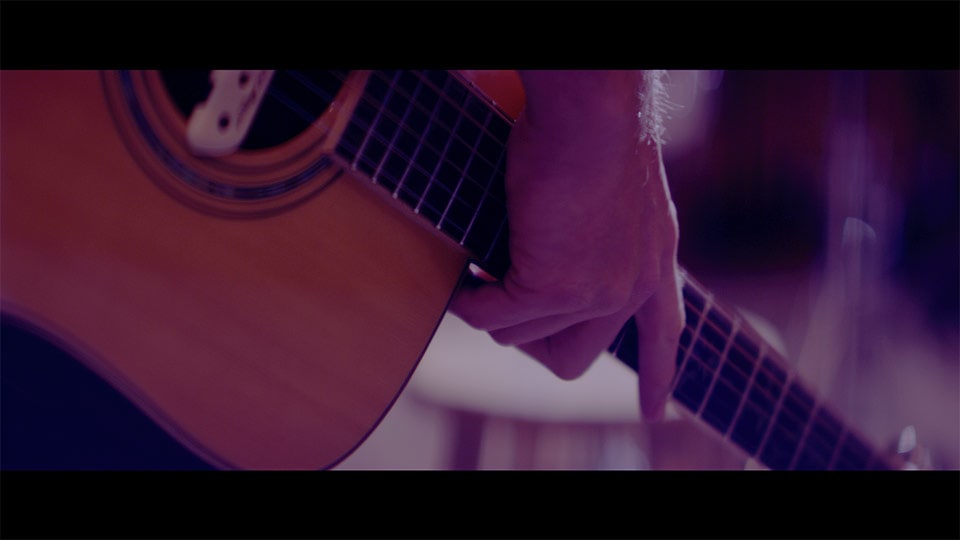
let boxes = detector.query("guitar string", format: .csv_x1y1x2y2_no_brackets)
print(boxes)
271,70,512,223
329,70,513,254
265,71,488,227
676,339,853,468
682,297,837,427
335,71,511,240
675,290,795,407
679,276,839,425
671,294,859,466
270,70,511,270
260,71,873,468
648,271,846,464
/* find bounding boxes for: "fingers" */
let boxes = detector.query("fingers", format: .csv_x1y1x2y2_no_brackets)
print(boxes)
446,71,682,424
634,267,685,422
451,271,637,340
450,278,571,332
455,267,665,383
518,308,637,380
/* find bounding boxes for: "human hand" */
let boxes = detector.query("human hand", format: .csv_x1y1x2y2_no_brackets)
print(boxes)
450,70,684,421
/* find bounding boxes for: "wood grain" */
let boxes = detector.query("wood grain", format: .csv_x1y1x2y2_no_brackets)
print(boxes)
1,70,471,469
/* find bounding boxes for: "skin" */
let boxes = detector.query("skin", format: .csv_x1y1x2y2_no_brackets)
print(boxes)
450,70,684,422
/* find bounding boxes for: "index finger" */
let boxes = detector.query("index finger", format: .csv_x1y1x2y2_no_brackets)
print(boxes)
634,268,685,422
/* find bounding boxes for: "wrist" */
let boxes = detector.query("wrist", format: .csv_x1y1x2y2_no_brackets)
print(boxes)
638,70,669,147
518,70,668,148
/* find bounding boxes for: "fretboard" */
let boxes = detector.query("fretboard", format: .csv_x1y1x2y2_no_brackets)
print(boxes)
335,70,512,277
332,70,895,470
610,273,895,470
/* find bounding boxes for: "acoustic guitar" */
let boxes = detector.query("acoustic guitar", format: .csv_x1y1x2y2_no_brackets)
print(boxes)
0,70,902,470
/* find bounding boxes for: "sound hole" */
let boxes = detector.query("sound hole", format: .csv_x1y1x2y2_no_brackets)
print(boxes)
105,69,351,216
159,70,347,151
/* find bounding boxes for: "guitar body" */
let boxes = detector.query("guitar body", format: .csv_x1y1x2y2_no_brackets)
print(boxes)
0,70,517,469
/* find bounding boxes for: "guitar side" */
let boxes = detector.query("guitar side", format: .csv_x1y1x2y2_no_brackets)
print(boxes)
0,70,470,469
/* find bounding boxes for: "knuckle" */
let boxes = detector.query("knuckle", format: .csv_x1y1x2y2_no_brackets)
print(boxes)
551,356,592,381
454,310,482,330
489,329,517,347
591,279,635,314
544,283,596,313
631,263,663,302
544,339,596,381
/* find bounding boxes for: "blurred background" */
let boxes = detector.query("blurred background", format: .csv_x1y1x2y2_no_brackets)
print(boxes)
335,70,959,471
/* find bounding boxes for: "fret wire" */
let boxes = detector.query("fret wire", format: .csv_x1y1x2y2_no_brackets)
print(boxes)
337,138,449,218
372,70,510,195
462,147,507,256
672,287,713,401
339,130,473,219
677,335,792,435
394,71,509,214
787,402,823,470
680,311,766,402
675,338,877,469
745,372,806,468
371,71,414,185
200,71,460,225
441,100,491,237
678,336,832,465
752,363,798,466
337,138,463,235
676,344,732,422
693,311,739,419
463,132,507,261
704,319,762,440
680,292,791,407
724,336,767,453
385,73,424,199
352,72,399,171
677,340,805,466
412,71,512,148
453,103,496,246
826,426,885,470
802,409,846,469
417,76,466,215
451,111,492,246
826,429,851,470
275,69,512,166
342,71,511,220
397,72,445,214
482,208,509,264
388,81,423,198
676,341,768,428
831,429,887,470
219,70,473,232
330,77,496,205
338,129,495,234
676,299,818,451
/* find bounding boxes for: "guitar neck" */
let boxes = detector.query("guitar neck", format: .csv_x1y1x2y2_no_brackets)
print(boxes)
332,69,896,470
609,273,898,470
